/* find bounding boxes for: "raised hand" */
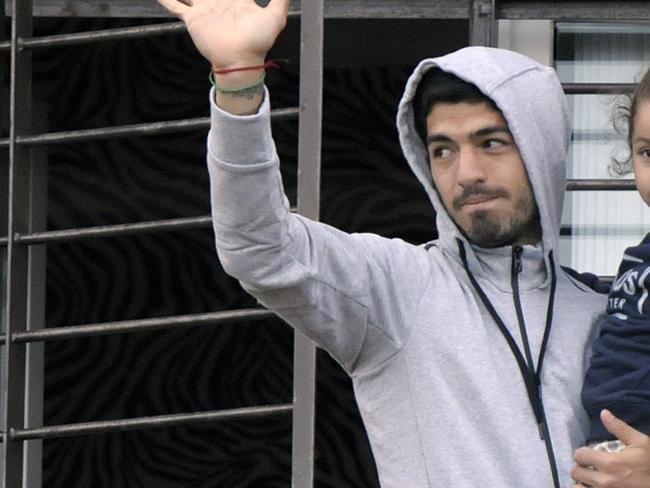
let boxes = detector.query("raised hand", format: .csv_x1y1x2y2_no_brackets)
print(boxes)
156,0,291,70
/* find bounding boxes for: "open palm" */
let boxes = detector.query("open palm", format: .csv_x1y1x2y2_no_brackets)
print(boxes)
157,0,291,69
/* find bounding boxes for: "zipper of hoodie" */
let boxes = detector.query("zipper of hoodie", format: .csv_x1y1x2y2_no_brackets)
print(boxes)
511,246,536,373
511,245,560,488
457,239,560,488
511,246,544,433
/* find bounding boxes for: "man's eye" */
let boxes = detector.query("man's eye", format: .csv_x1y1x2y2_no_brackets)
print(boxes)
431,147,452,159
483,139,506,149
640,148,650,159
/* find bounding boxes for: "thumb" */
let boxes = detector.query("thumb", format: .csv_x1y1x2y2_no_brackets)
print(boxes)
601,409,645,446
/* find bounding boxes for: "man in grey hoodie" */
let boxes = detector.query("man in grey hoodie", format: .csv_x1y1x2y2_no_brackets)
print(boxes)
158,0,650,486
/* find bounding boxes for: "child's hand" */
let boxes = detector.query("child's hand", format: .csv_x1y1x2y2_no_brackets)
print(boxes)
571,410,650,487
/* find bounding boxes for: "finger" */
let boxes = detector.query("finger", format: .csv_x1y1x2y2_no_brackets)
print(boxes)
266,0,292,20
156,0,190,16
601,409,645,446
574,446,607,468
574,446,623,478
571,463,603,487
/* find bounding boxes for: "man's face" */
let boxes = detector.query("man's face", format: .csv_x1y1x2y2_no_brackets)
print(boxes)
425,101,541,248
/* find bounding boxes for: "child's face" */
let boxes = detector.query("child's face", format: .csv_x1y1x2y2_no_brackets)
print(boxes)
633,100,650,206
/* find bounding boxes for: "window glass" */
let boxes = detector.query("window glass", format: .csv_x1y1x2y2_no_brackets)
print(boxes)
555,23,650,275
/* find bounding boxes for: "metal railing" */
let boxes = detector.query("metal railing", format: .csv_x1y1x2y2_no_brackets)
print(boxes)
1,1,647,487
0,108,299,147
0,1,313,486
7,1,650,21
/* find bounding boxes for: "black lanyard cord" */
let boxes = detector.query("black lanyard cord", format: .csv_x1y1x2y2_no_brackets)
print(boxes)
536,249,557,384
456,239,560,488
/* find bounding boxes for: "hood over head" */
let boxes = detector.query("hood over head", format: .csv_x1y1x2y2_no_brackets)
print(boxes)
397,46,570,265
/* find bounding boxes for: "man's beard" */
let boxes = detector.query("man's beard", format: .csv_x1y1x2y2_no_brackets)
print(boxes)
463,204,540,248
450,183,541,248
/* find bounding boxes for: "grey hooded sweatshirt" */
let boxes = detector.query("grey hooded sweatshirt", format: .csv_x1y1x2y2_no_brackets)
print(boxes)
207,46,606,487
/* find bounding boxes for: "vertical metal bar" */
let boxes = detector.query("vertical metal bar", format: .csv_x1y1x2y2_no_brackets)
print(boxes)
1,2,7,141
469,0,497,46
1,0,8,200
0,5,9,472
292,0,324,486
3,0,33,486
23,102,47,488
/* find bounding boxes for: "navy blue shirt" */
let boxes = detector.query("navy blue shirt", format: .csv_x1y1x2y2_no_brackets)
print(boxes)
582,233,650,443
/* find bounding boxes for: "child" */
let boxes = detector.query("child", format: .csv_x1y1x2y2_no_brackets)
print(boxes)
581,67,650,452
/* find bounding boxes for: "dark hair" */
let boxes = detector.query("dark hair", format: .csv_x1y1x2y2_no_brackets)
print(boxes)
412,68,499,145
612,67,650,175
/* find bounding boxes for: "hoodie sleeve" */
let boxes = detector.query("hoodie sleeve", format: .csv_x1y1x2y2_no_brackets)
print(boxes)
207,88,431,375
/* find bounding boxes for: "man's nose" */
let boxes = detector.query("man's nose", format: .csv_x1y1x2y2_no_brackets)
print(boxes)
457,148,487,187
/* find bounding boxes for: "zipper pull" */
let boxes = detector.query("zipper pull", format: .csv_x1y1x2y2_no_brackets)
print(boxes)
512,246,523,274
